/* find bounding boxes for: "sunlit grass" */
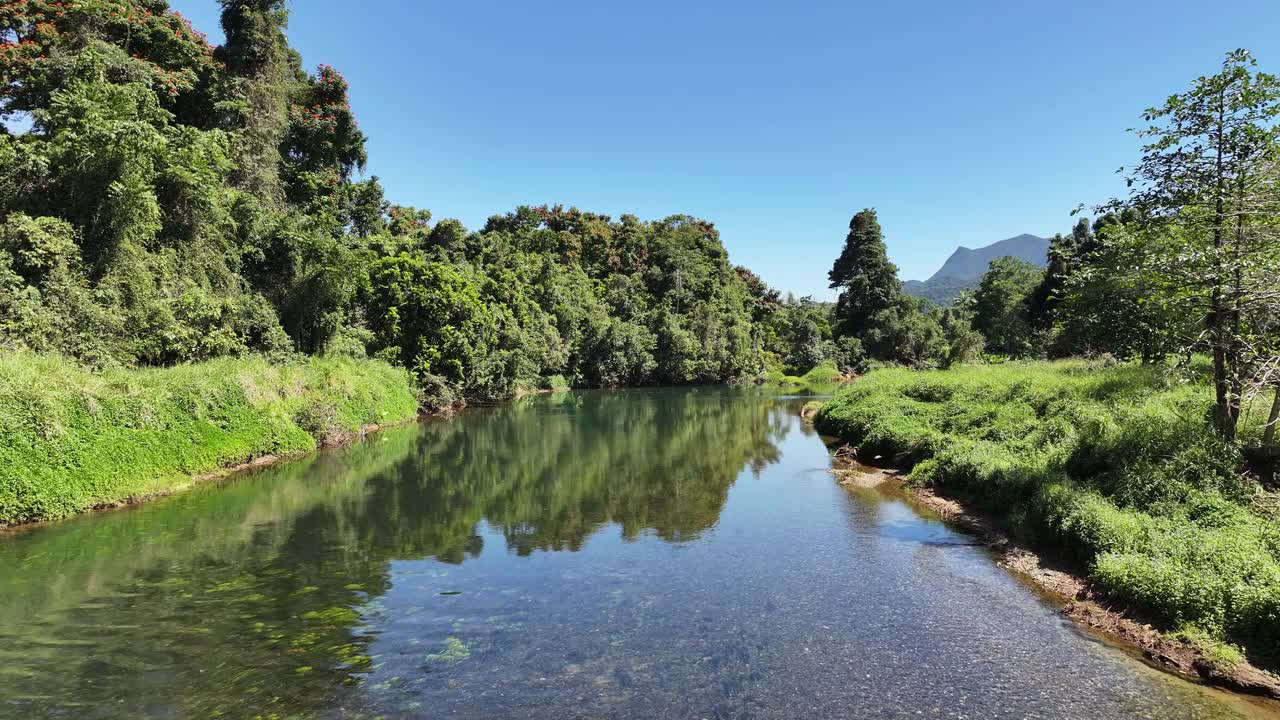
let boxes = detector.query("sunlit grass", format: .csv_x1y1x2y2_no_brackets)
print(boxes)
816,360,1280,665
0,351,419,525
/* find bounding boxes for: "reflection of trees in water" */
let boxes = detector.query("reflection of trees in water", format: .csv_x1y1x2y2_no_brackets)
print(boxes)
0,431,421,718
0,389,793,718
352,388,792,559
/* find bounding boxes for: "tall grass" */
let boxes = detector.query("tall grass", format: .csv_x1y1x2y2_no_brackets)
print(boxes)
0,352,420,525
816,361,1280,665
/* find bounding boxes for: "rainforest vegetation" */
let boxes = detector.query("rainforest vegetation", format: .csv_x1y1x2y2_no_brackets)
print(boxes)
0,0,972,400
0,0,777,394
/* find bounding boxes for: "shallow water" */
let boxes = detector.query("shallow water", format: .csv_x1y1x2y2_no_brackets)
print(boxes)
0,387,1272,719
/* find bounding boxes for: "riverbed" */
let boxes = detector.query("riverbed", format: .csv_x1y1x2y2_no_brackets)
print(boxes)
0,388,1270,718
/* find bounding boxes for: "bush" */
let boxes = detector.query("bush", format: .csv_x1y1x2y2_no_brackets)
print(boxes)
540,374,570,392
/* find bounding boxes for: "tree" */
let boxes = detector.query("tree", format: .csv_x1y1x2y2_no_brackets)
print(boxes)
1061,218,1196,363
829,209,901,337
823,209,949,367
862,296,947,368
971,257,1042,356
1109,49,1280,440
1027,217,1091,331
362,255,496,386
940,291,984,367
217,0,294,201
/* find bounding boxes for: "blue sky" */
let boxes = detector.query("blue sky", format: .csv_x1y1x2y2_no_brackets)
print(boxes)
173,0,1280,298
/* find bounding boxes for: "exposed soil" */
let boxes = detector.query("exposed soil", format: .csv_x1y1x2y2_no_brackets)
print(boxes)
825,442,1280,704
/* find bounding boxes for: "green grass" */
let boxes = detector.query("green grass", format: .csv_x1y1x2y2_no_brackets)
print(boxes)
762,360,846,388
0,351,420,525
815,360,1280,666
799,361,846,385
539,374,571,392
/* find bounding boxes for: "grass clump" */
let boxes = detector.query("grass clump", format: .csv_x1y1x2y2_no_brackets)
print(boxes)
799,361,846,385
542,374,570,391
762,360,847,389
0,351,419,525
1172,628,1246,674
761,368,805,386
815,360,1280,666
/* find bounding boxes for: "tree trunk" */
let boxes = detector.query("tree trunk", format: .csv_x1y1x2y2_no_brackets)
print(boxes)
1227,173,1248,441
1213,345,1234,441
1265,384,1280,449
1211,95,1236,442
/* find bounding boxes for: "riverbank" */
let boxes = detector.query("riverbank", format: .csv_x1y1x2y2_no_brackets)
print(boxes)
827,456,1280,702
0,351,421,526
813,361,1280,686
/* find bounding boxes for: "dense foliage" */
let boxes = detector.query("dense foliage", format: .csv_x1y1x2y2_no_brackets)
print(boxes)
0,1,770,397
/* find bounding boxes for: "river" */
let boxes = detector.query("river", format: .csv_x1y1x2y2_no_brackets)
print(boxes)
0,387,1272,718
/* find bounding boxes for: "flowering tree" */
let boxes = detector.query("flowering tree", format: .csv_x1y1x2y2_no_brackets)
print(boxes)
0,0,218,127
280,63,367,206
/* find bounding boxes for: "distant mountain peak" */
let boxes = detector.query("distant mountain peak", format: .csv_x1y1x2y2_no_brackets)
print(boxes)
903,234,1049,305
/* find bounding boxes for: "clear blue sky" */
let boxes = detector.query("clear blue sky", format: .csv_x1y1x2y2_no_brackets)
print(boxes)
173,0,1280,298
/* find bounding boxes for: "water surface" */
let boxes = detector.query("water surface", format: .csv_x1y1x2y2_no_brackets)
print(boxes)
0,388,1271,719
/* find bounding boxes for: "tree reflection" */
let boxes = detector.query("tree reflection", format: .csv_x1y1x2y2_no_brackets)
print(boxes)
0,388,793,717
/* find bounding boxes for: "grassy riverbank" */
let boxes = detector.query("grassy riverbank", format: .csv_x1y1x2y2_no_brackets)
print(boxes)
0,352,420,526
815,361,1280,668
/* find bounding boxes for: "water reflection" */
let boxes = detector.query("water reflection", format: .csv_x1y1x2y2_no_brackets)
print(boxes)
0,388,1268,720
0,388,792,718
384,388,789,557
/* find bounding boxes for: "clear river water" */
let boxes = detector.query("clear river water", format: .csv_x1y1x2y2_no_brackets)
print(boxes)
0,387,1275,719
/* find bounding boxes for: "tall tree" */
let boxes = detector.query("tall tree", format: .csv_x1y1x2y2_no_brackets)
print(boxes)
216,0,294,202
971,256,1041,356
1111,49,1280,440
828,209,901,337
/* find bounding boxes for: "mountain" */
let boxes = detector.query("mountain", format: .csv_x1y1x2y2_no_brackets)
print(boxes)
903,233,1049,305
